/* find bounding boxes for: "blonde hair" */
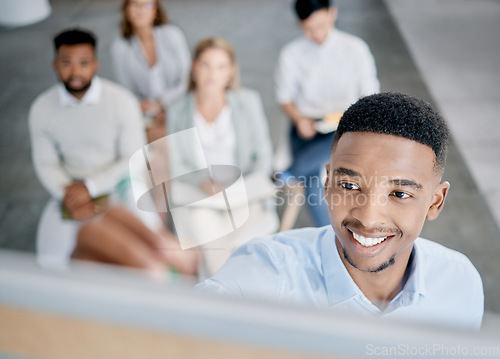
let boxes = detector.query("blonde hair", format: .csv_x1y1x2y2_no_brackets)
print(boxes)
188,37,240,92
120,0,168,39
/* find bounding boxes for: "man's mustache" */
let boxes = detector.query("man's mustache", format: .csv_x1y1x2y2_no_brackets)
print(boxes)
341,219,401,237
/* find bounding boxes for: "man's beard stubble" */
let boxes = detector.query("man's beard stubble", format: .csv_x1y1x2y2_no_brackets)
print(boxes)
63,78,92,96
342,247,396,273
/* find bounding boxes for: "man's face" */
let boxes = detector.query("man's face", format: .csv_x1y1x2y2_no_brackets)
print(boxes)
53,44,99,99
300,7,337,45
325,132,449,273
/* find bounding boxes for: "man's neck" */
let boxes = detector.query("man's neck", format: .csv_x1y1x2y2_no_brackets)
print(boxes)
70,90,88,100
337,238,414,309
59,77,99,107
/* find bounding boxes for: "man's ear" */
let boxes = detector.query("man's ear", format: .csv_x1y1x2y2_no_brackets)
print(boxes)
426,181,450,221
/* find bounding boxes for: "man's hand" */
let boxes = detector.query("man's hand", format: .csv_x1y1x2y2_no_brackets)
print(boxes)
70,202,98,221
296,117,317,140
63,182,92,211
280,103,317,140
72,206,199,276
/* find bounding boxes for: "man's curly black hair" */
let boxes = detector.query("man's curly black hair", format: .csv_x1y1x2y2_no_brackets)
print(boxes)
333,92,449,173
54,28,97,52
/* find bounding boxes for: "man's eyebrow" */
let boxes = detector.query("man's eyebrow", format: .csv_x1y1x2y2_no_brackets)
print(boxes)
390,179,422,190
332,167,361,177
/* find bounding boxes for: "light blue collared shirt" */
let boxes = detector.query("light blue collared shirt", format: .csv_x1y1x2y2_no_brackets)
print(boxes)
197,226,484,330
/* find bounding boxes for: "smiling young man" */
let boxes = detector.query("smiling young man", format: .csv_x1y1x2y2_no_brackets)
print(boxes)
197,92,484,330
29,28,145,267
71,92,483,330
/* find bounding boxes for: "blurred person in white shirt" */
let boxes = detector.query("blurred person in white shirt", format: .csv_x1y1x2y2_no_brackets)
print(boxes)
275,0,379,226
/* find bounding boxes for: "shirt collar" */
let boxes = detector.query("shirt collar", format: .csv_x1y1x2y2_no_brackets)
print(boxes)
58,76,101,107
304,28,337,49
400,238,427,298
320,226,363,307
322,28,337,47
320,228,426,310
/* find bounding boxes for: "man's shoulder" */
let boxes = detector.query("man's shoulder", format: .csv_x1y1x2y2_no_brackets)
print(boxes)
414,238,483,330
333,29,371,52
29,85,59,120
99,77,138,101
280,35,309,56
416,237,475,264
31,85,59,109
242,226,331,263
280,30,371,56
415,237,482,283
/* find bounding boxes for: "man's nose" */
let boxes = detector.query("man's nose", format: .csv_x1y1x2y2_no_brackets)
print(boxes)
69,64,82,77
351,193,389,229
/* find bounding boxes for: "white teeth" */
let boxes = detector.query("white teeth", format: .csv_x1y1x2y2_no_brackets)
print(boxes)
351,231,387,247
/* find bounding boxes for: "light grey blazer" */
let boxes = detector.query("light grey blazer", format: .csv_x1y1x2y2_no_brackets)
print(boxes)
111,24,191,106
168,89,274,177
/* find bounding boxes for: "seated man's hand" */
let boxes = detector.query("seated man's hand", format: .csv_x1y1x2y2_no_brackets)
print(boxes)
70,201,98,221
63,182,92,211
72,206,199,276
296,117,317,140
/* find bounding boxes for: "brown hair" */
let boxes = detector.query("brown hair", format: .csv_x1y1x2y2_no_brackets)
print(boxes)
188,37,240,92
120,0,168,39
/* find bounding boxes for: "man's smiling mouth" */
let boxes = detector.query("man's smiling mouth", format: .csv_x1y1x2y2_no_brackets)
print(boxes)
351,231,387,247
346,228,398,248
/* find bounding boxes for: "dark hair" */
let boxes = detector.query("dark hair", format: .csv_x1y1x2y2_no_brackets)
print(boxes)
54,28,97,52
295,0,332,20
333,92,449,172
120,0,168,39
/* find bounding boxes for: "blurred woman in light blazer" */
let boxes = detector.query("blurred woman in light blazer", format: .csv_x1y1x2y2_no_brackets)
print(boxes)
111,0,190,142
168,37,278,279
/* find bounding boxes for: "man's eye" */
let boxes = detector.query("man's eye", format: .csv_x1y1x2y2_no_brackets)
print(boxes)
340,182,359,190
392,191,411,199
